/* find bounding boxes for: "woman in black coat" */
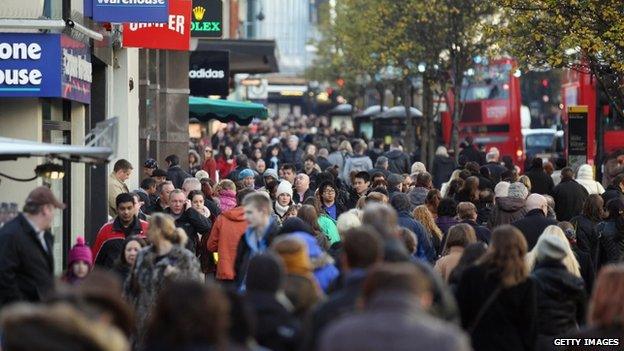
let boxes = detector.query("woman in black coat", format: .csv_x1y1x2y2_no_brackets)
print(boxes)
570,194,605,269
530,234,587,351
596,198,624,269
456,225,537,351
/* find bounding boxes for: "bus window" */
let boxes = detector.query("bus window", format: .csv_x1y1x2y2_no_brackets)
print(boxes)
462,63,511,102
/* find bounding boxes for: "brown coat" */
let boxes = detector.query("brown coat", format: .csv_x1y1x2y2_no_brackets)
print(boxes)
207,207,248,280
434,246,464,282
108,172,128,217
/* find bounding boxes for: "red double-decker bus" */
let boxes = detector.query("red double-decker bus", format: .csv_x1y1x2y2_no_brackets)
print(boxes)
441,58,524,167
561,68,624,167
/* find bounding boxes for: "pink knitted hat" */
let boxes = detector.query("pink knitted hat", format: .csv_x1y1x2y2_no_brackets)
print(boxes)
68,237,93,267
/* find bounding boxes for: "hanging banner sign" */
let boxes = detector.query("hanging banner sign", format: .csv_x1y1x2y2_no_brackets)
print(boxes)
61,36,92,104
122,0,191,51
92,0,169,23
0,33,92,103
191,0,222,38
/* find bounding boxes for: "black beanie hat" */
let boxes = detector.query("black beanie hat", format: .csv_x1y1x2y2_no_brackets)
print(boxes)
246,253,284,293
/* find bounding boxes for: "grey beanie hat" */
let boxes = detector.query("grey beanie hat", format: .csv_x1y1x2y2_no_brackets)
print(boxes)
507,182,528,199
536,235,567,263
263,168,279,180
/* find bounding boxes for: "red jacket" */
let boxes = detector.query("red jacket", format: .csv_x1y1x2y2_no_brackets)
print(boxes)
92,217,149,269
216,157,237,179
207,207,248,280
202,158,218,181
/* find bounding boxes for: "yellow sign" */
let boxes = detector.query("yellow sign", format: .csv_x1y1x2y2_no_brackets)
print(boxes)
193,6,206,21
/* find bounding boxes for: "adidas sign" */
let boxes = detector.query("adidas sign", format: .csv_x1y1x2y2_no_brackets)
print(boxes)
189,68,225,79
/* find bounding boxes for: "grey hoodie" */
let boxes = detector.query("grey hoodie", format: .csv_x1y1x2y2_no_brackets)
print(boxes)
341,155,373,183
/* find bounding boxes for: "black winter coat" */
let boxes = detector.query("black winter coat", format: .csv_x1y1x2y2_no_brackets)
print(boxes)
247,291,301,351
166,165,193,189
484,162,507,184
384,149,410,174
602,185,624,207
512,209,558,250
432,155,457,189
570,215,601,268
164,207,212,254
552,179,589,221
281,148,305,171
459,145,484,165
456,264,537,351
531,260,586,337
0,214,54,307
525,168,554,195
461,219,491,244
597,220,624,267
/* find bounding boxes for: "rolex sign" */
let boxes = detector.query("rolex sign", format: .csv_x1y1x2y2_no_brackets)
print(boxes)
191,0,223,38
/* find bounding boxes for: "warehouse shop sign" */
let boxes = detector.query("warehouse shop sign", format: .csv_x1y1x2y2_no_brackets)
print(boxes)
92,0,169,23
191,0,222,38
0,33,92,103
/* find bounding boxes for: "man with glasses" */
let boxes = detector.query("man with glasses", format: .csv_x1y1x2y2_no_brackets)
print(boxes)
202,146,217,181
317,181,345,221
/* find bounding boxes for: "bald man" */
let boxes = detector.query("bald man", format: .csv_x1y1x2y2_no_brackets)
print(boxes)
294,173,314,204
511,193,558,249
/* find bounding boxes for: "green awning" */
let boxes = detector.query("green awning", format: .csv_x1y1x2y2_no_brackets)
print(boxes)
189,96,269,125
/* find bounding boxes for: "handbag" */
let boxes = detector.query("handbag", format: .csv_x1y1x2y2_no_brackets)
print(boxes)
468,285,502,334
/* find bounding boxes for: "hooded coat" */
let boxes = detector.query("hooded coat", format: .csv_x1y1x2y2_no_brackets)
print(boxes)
488,197,527,229
552,178,589,221
341,155,373,183
207,207,248,280
512,209,558,250
384,149,411,175
576,165,605,195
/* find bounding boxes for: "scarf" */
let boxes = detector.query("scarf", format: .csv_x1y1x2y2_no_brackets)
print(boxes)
274,201,290,218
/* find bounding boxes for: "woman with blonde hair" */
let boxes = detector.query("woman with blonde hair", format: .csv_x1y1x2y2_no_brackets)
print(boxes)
526,225,581,277
125,213,202,346
413,205,443,255
440,169,462,198
456,225,536,351
518,175,532,193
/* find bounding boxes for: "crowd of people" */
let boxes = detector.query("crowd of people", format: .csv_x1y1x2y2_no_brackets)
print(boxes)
1,114,624,351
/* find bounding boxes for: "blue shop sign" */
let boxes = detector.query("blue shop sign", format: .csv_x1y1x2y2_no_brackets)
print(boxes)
0,33,92,104
92,0,169,23
0,33,62,97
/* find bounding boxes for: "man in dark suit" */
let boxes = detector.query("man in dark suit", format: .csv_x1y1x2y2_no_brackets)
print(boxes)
0,186,65,307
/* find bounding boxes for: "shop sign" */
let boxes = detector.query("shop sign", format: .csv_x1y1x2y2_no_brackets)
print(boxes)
189,50,229,96
191,0,222,38
0,33,92,103
0,33,62,98
92,0,169,23
122,0,191,51
61,36,92,104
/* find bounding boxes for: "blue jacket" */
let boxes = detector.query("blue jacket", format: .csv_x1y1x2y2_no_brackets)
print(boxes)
397,212,436,263
291,232,340,292
235,218,281,290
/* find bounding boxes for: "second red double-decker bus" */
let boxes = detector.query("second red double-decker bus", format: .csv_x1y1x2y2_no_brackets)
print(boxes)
441,58,524,167
561,68,624,168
